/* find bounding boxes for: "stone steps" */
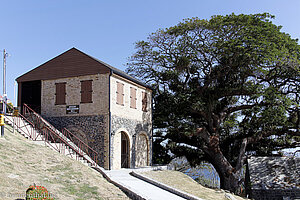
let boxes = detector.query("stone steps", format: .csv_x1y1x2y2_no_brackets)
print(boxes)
4,115,94,167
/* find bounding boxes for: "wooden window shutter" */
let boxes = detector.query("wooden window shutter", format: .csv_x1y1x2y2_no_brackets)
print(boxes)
81,80,93,103
130,87,137,109
116,82,124,105
142,92,148,112
55,83,66,105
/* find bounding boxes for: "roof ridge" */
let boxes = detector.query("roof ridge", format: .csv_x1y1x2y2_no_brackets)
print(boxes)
16,47,151,89
73,48,151,89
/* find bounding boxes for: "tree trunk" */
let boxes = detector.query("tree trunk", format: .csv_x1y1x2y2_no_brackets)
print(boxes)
206,149,240,193
219,170,240,193
202,134,242,193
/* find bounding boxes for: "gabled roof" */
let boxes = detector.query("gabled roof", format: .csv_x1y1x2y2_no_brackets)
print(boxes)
16,48,151,89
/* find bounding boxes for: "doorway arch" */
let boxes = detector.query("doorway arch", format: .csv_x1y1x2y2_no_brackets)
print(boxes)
112,129,131,169
121,131,130,168
135,132,149,167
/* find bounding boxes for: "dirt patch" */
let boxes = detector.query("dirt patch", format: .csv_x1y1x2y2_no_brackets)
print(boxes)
0,125,129,200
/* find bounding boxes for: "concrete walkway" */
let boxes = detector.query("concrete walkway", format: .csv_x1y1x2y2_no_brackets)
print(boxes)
104,168,185,200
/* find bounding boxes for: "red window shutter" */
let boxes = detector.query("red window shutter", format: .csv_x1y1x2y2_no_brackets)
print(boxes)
130,87,137,109
81,80,93,103
142,92,148,112
55,83,66,105
116,82,124,105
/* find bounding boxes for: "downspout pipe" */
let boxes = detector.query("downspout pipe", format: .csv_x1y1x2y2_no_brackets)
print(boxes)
151,91,154,166
108,70,112,170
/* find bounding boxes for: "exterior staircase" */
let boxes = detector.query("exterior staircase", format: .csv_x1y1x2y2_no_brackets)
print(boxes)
2,103,190,200
3,103,99,168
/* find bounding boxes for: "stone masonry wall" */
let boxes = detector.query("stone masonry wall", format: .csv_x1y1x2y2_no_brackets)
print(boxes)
45,114,110,169
249,157,300,200
110,74,152,121
41,74,110,169
111,115,152,169
41,74,109,117
251,189,300,200
110,74,152,169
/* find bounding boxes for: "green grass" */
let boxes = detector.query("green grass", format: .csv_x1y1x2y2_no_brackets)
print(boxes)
63,183,101,200
0,124,129,200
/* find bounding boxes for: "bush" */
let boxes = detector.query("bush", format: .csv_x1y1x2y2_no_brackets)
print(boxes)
26,184,54,200
6,102,14,113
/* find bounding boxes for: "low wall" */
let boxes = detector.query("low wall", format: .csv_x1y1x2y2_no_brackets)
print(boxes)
130,171,203,200
252,189,300,200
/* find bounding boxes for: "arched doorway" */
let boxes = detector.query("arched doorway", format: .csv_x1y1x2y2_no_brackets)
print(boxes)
135,133,149,167
121,131,130,168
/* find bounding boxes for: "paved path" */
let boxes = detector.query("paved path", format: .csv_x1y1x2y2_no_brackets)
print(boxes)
105,169,185,200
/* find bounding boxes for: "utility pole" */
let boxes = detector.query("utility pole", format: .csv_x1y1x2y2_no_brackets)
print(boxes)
2,49,7,113
1,49,8,137
3,49,6,96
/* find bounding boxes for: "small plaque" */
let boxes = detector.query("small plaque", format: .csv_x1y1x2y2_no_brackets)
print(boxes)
66,105,79,114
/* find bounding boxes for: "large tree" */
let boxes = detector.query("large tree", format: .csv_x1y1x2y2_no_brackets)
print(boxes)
127,13,300,193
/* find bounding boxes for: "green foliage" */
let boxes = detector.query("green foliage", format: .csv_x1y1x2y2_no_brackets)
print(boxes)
152,131,172,164
6,102,13,113
127,13,300,192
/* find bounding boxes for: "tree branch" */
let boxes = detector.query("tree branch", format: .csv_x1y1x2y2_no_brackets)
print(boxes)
225,104,255,114
235,138,248,172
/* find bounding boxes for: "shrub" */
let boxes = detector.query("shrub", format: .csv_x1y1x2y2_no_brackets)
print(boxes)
6,102,14,113
26,184,54,200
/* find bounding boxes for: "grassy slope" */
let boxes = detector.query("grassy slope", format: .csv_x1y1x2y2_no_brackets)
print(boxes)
141,170,247,200
0,125,128,200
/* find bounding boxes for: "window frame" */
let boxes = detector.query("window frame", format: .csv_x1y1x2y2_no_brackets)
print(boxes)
116,81,124,106
55,82,66,105
80,80,93,104
130,87,137,109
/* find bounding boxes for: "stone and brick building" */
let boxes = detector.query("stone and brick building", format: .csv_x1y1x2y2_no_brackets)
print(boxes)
248,156,300,200
16,48,152,170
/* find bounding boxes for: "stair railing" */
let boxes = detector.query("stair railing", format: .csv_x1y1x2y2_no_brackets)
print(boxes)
2,101,40,140
3,102,85,162
62,128,99,166
22,103,98,167
4,112,36,140
23,104,57,131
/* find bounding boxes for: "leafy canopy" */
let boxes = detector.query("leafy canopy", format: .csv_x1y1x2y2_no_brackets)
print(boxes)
127,13,300,169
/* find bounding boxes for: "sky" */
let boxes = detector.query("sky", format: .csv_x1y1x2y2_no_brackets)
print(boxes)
1,0,300,105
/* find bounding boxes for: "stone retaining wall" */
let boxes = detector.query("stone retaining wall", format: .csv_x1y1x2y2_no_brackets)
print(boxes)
252,189,300,200
248,157,300,200
41,74,109,117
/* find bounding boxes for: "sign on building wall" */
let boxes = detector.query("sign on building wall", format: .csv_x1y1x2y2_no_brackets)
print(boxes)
66,105,79,114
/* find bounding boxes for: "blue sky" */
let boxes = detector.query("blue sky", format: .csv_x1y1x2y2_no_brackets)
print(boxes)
1,0,300,105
